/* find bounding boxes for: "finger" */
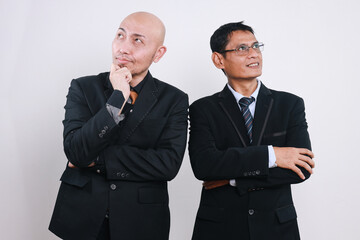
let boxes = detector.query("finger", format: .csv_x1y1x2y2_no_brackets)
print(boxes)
298,154,315,168
68,162,76,168
123,69,132,82
298,148,314,158
295,159,313,174
110,63,117,73
291,166,305,180
306,157,315,168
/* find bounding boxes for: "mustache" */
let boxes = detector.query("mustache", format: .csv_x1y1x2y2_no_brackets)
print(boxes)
115,54,133,61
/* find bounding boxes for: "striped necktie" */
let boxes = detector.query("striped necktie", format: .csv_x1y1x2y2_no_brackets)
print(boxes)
239,97,255,143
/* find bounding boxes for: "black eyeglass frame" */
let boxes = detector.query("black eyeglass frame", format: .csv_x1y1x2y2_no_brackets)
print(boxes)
220,42,264,54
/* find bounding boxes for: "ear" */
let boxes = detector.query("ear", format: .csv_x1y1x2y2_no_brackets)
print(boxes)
211,52,225,70
153,46,167,63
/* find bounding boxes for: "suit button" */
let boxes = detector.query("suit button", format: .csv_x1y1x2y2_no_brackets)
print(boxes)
248,209,255,215
110,184,117,190
130,109,133,113
96,169,101,174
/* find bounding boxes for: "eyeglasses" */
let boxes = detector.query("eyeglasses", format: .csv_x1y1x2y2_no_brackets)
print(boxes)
220,42,264,56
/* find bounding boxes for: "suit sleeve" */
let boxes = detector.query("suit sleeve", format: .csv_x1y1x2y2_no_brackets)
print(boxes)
103,94,189,181
188,101,269,181
236,97,312,191
62,79,122,167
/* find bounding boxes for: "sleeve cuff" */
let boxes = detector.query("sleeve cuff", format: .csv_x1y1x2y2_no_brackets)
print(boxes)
107,90,125,109
268,145,277,168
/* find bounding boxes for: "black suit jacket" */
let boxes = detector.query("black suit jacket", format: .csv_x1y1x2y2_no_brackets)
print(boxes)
189,83,311,240
49,72,188,240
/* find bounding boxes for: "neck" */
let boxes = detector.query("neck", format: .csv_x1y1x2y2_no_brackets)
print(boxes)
130,70,148,87
228,78,258,97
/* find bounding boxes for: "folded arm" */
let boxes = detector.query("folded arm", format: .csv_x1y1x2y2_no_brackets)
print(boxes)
189,102,269,181
236,97,314,191
189,97,314,190
103,94,189,182
63,79,123,168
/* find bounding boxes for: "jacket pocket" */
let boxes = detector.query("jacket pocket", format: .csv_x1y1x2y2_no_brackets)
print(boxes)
60,167,89,188
196,205,225,222
276,204,297,224
138,187,168,204
263,131,287,146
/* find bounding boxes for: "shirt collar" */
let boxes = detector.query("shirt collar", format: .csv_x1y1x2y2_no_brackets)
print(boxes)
227,79,261,103
131,71,150,94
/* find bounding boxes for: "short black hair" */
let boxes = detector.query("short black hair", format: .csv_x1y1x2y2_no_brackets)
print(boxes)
210,21,254,54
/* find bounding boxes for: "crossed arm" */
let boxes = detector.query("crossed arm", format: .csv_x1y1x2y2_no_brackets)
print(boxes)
189,98,315,190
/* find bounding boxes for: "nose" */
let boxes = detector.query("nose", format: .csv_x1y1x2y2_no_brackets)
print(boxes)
119,46,129,54
113,39,131,55
247,47,260,58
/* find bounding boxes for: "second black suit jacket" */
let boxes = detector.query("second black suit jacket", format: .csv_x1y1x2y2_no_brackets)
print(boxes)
189,83,311,240
49,72,188,240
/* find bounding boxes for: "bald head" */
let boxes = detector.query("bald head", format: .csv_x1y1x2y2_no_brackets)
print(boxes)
112,12,167,83
121,11,166,46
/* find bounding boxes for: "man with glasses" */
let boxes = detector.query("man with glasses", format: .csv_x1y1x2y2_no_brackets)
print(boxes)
188,21,315,240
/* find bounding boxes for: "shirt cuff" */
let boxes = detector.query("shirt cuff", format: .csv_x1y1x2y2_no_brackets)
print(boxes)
106,104,124,124
268,145,277,168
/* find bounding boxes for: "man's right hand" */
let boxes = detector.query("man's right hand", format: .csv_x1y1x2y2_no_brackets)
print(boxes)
110,63,132,100
273,147,315,180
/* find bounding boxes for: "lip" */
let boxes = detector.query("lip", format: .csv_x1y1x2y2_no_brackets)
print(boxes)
247,62,260,68
115,56,132,65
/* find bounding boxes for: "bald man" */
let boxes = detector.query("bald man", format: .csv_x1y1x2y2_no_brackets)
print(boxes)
49,12,188,240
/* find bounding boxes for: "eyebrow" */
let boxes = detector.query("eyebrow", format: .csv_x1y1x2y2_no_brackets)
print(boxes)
118,27,146,39
238,41,259,46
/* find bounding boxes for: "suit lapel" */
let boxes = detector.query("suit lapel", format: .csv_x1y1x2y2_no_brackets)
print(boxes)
118,74,158,143
252,83,274,146
218,85,249,147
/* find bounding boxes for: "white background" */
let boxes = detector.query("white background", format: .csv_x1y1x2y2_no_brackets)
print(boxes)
1,0,359,239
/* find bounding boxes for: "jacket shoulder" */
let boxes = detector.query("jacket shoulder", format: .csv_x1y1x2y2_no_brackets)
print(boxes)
268,88,302,99
190,92,221,109
153,77,187,97
72,72,108,87
267,88,304,105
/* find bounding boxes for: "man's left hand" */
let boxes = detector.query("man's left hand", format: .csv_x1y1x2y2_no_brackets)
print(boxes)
68,162,95,168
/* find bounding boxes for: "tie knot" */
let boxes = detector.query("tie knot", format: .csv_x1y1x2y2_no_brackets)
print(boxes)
239,97,254,109
129,90,138,104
